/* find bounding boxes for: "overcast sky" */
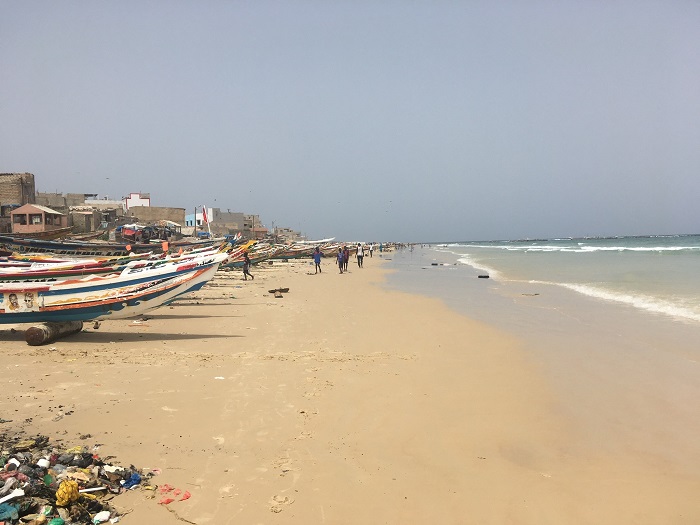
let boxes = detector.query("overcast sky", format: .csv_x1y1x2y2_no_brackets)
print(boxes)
1,1,698,242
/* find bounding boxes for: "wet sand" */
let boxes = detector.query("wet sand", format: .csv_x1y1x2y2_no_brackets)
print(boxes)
1,255,699,524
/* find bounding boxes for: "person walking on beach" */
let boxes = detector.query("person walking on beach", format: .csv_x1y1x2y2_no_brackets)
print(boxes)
356,243,364,268
242,252,254,280
337,247,344,274
369,243,373,258
313,246,322,274
342,246,350,272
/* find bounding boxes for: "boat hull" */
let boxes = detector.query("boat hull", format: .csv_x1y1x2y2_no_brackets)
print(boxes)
0,253,226,323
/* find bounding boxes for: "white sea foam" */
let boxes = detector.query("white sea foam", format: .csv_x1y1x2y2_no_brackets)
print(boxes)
454,244,700,254
530,280,700,323
456,255,502,280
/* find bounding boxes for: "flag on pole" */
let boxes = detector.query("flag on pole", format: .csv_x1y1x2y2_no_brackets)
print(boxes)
201,205,212,237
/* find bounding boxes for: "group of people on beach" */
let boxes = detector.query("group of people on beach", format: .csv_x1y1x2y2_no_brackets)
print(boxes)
312,243,374,274
335,243,370,274
242,243,375,279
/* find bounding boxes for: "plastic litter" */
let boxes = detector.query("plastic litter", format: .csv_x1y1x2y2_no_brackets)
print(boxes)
56,480,80,506
0,502,20,521
0,433,154,524
0,487,24,504
121,472,141,489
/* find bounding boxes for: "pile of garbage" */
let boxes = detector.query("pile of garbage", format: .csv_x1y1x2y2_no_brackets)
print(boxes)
0,433,146,524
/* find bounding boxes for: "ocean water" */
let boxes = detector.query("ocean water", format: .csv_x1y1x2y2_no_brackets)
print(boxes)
384,235,700,324
380,235,700,471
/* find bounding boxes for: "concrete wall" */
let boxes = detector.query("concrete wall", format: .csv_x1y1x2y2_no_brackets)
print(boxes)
36,192,87,210
36,192,67,209
128,205,185,225
211,209,246,234
85,198,127,213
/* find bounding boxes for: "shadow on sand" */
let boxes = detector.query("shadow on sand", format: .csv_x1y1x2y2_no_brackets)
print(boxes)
64,331,242,344
0,329,242,345
140,313,243,320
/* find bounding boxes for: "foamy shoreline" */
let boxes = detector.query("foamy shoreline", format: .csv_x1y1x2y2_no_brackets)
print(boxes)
2,255,699,523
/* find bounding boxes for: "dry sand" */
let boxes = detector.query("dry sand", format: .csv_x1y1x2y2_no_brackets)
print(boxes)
1,256,699,524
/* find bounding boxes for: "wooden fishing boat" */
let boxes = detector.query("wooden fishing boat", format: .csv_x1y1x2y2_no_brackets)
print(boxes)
2,227,73,241
0,247,223,283
0,234,227,257
271,244,316,260
65,229,108,241
221,241,285,268
0,252,227,323
319,243,341,257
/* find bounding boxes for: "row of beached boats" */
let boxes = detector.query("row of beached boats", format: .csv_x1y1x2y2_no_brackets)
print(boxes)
0,234,350,325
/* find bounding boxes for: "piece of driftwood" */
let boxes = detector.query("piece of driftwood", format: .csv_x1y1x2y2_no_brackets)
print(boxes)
25,321,84,346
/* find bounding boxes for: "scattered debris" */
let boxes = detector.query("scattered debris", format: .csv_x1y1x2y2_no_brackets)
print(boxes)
0,432,156,524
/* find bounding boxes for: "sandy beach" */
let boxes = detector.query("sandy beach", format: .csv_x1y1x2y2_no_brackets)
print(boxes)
2,254,699,524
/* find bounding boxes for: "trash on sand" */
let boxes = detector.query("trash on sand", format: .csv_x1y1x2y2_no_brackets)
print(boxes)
0,433,155,524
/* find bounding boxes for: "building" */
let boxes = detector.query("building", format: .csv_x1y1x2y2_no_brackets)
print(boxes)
84,195,127,214
273,227,303,243
36,192,121,233
69,206,104,234
10,203,67,235
125,192,150,210
0,172,36,233
244,215,268,240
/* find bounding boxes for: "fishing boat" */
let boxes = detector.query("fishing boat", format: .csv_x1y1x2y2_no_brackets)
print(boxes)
0,234,227,257
272,244,316,260
221,241,285,268
0,251,227,323
65,229,109,241
1,227,73,241
0,246,226,283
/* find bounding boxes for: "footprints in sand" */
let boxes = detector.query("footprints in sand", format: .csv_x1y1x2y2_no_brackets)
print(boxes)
269,494,294,513
304,376,334,398
259,349,415,363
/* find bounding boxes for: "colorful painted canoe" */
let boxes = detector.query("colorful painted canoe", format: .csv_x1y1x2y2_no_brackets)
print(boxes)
0,235,228,257
0,252,227,323
0,245,227,283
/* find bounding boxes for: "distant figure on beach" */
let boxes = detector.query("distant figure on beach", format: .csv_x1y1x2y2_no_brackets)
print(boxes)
342,246,349,272
369,244,373,258
356,243,364,268
313,247,322,274
337,247,344,274
243,252,254,280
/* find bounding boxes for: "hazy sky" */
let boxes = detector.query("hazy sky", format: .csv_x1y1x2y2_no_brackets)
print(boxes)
2,1,698,241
